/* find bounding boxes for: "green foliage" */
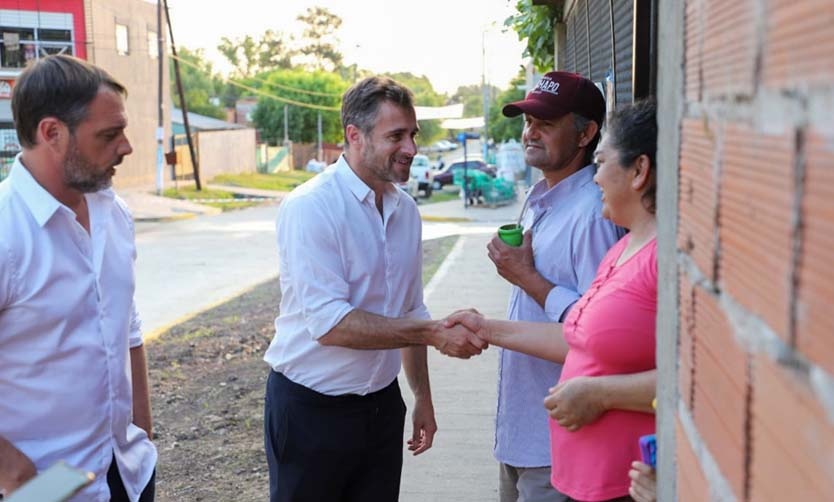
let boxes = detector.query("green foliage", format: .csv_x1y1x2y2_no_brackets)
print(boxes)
170,47,225,119
488,75,526,142
212,171,316,192
217,30,293,78
505,0,561,72
250,69,347,145
295,7,344,72
381,72,446,145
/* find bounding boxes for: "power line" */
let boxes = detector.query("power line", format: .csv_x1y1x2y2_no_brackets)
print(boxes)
170,53,341,112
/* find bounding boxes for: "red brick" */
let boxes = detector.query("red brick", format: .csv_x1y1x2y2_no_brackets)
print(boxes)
750,354,834,501
679,118,718,280
684,0,704,101
718,124,794,341
702,0,756,97
676,417,711,502
691,286,747,499
763,0,834,88
797,131,834,374
679,271,695,411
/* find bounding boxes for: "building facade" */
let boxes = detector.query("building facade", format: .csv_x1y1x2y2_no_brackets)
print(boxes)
0,0,170,188
541,0,834,499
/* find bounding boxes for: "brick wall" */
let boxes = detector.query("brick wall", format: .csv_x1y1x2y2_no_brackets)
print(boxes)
673,0,834,499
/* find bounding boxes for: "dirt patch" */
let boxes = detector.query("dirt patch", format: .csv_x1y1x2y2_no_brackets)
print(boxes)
148,235,459,501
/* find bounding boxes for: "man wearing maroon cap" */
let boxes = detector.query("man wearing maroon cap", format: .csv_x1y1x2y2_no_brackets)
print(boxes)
486,71,625,502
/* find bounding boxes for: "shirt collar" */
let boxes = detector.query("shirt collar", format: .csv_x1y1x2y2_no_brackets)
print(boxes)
334,154,402,209
528,163,597,206
9,154,65,227
9,154,116,227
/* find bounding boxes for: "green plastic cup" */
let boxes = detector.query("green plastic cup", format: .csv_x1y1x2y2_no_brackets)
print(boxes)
498,223,523,247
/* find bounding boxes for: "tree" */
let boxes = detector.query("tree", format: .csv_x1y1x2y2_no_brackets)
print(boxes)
451,84,501,118
382,72,446,145
251,69,347,145
217,30,294,78
505,0,561,72
295,7,344,71
488,75,526,143
170,47,225,119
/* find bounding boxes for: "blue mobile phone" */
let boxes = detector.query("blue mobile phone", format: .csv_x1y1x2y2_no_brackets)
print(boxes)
638,433,657,468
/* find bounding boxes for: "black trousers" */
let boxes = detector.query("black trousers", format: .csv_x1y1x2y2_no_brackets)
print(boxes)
107,455,155,502
264,371,406,502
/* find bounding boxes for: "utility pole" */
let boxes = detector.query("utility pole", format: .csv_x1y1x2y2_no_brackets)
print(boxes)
283,105,289,145
481,29,489,161
155,0,164,195
163,0,201,190
316,111,322,161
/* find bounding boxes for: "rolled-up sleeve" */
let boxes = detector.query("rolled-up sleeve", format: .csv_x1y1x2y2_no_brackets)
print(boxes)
277,196,354,340
545,215,624,322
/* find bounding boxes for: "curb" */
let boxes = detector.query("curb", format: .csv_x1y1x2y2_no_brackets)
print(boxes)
421,215,473,223
134,213,199,223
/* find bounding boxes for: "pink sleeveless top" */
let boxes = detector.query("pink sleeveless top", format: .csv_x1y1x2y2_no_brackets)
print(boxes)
550,235,657,501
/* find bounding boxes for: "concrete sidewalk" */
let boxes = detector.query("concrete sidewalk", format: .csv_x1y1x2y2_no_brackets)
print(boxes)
119,187,221,222
401,233,510,501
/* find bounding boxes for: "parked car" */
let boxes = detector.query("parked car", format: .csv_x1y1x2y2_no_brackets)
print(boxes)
410,154,434,197
397,175,419,200
432,159,496,189
427,139,460,153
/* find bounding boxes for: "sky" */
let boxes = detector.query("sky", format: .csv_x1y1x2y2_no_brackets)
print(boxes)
165,0,528,95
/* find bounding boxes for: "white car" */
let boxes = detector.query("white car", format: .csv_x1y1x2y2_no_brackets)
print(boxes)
410,154,434,197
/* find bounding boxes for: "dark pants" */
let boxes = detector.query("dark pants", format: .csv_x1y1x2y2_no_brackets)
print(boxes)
107,455,155,502
264,371,406,502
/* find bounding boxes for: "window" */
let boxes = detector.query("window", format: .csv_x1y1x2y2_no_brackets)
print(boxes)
115,23,129,55
0,27,73,68
147,30,158,59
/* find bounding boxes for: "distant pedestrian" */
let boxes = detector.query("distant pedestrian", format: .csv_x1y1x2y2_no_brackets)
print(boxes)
0,55,156,501
263,76,485,502
486,71,624,502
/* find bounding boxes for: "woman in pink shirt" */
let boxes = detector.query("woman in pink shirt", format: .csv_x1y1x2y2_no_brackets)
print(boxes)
449,100,658,502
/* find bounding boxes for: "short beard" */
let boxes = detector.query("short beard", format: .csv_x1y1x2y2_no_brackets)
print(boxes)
63,140,114,193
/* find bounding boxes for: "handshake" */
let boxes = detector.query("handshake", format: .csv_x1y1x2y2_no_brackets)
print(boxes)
429,309,490,359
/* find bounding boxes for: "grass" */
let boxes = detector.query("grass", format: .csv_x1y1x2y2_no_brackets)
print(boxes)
212,171,317,192
421,190,460,204
162,186,263,212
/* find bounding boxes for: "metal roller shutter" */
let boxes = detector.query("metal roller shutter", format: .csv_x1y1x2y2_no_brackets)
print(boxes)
573,0,589,77
612,0,634,104
587,0,613,84
565,10,577,73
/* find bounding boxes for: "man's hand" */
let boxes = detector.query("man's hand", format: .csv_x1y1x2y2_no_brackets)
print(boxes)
543,376,607,432
487,231,536,287
431,319,486,359
406,396,437,456
443,310,488,342
0,437,37,496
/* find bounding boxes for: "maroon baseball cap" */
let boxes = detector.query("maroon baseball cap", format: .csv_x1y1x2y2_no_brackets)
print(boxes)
502,71,605,126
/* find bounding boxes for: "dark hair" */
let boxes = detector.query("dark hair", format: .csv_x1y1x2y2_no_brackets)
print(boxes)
12,54,126,148
606,99,657,214
572,112,601,166
341,76,414,144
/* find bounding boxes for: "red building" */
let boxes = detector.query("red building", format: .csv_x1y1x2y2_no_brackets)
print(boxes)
0,0,170,187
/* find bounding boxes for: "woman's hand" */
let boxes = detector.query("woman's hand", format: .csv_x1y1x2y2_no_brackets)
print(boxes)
628,461,657,502
543,376,607,432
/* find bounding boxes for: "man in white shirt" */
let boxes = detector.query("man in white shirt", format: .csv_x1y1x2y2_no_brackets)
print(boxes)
0,55,156,501
263,76,486,502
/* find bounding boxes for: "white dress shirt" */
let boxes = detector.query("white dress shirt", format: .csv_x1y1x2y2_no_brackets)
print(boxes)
0,157,156,502
264,155,430,396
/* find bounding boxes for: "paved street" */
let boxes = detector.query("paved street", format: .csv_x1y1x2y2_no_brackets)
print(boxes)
135,203,282,339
